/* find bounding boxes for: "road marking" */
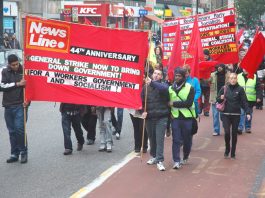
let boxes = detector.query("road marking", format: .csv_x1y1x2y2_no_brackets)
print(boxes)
70,151,137,198
192,137,211,151
192,157,208,174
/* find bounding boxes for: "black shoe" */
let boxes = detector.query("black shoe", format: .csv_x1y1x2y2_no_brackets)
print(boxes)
204,112,209,117
6,157,18,163
143,148,147,153
237,129,242,135
224,153,229,159
63,149,72,155
20,154,28,164
231,155,236,159
77,143,83,151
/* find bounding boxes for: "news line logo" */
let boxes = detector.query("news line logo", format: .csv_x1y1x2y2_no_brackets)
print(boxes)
25,17,70,53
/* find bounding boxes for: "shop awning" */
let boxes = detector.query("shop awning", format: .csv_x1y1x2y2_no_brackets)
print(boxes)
145,15,164,24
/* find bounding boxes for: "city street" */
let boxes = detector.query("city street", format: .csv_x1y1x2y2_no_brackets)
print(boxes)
0,93,135,198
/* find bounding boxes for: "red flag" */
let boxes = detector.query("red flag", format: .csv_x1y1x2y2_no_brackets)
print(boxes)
240,32,265,78
199,61,219,79
84,17,93,25
186,16,204,78
167,24,182,81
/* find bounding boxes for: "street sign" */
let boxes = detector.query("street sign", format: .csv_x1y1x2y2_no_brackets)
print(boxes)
139,9,148,16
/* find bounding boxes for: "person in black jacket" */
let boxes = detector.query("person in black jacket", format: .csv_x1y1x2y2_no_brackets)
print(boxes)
217,73,251,159
1,54,28,163
143,69,169,171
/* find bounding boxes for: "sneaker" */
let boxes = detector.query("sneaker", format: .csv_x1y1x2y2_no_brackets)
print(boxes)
98,144,106,152
111,126,116,134
157,162,166,171
204,112,209,117
237,129,243,135
181,159,188,165
106,142,112,152
115,133,120,140
86,139,95,145
245,128,251,133
224,153,229,159
147,158,156,165
212,132,219,136
63,149,72,155
20,154,28,164
143,148,148,153
6,156,18,163
231,155,236,160
173,162,182,169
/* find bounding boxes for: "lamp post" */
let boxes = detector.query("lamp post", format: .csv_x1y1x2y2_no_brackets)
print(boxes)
0,0,3,47
196,0,199,14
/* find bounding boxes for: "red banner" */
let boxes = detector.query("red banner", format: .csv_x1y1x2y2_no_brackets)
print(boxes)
24,16,148,109
163,8,238,65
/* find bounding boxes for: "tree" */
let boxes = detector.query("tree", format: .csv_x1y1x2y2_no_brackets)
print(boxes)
236,0,265,29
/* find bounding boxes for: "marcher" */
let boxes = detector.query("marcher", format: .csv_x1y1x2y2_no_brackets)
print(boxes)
168,68,195,169
81,106,97,145
9,34,21,49
60,103,85,155
1,54,28,163
143,69,169,171
129,110,148,153
183,65,201,116
217,73,251,159
237,70,262,133
96,107,113,152
200,49,212,116
210,64,229,136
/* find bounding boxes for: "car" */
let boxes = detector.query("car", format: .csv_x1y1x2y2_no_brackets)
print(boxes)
0,49,23,82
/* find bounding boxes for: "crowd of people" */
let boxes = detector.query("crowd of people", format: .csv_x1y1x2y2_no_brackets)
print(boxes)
2,33,21,50
0,37,264,173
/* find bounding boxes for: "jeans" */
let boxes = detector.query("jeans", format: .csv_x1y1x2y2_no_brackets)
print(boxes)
97,108,113,144
130,114,148,150
146,117,168,162
62,112,84,150
171,119,192,163
221,114,240,157
212,103,220,134
4,105,27,157
238,107,253,131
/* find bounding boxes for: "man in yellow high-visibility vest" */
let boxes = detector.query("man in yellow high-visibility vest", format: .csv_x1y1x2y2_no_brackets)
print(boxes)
237,69,262,134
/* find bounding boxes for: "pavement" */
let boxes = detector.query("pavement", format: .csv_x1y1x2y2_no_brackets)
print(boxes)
84,108,265,198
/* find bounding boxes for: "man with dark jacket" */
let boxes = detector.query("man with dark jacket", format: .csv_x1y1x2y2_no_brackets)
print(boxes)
143,69,169,171
1,54,28,163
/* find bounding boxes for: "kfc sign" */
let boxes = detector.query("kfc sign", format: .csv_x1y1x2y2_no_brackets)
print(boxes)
124,6,140,17
26,17,70,53
64,4,102,16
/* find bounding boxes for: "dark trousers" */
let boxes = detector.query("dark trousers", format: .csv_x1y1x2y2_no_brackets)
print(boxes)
171,119,192,163
81,112,97,141
130,114,148,150
4,105,27,157
221,114,240,157
111,108,124,134
62,112,84,150
200,86,210,113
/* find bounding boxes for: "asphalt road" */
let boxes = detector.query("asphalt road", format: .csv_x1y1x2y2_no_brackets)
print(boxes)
0,93,134,198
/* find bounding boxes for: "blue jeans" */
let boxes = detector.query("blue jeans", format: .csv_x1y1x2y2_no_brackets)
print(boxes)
146,117,168,162
61,112,84,150
171,119,192,163
238,107,253,131
4,105,27,157
212,103,220,134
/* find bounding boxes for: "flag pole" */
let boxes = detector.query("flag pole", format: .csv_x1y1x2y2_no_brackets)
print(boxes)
140,30,152,162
